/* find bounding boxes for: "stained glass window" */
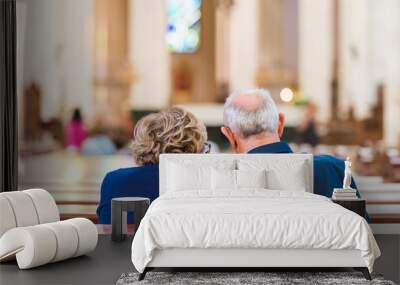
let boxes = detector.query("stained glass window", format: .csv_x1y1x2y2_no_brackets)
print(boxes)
166,0,201,53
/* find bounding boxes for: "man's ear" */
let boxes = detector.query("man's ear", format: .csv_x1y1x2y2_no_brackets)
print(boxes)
221,126,237,150
277,112,285,138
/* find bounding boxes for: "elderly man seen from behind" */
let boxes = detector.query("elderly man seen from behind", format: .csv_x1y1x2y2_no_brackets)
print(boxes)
221,88,360,200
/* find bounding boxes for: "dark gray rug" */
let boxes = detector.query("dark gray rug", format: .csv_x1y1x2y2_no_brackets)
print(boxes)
116,272,396,285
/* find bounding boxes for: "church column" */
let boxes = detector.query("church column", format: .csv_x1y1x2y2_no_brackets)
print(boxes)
215,0,233,100
93,0,133,129
298,0,333,122
256,0,299,97
338,0,373,119
62,0,94,123
382,0,400,146
385,62,400,146
256,0,284,89
228,0,259,92
129,0,170,110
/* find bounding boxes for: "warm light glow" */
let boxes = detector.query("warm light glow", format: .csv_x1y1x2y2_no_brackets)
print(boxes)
280,88,294,102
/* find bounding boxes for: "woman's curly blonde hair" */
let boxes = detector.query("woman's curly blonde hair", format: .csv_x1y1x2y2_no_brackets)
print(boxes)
131,107,208,165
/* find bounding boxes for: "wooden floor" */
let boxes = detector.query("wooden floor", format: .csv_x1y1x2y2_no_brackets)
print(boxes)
19,152,400,224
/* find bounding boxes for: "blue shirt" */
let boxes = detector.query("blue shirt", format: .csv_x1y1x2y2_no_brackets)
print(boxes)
247,142,359,198
96,164,159,224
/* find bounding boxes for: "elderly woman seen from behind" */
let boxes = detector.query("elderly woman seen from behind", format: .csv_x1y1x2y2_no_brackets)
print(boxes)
97,107,208,224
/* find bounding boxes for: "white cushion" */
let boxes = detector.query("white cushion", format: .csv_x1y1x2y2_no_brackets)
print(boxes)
236,169,267,189
211,168,236,190
211,169,268,190
167,162,211,191
238,158,308,191
0,218,97,269
65,218,98,257
166,159,235,192
266,165,307,192
42,222,79,262
24,189,60,224
1,192,39,227
0,196,17,237
0,226,57,269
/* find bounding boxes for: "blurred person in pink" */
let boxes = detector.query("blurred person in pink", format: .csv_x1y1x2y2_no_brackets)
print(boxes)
65,108,87,150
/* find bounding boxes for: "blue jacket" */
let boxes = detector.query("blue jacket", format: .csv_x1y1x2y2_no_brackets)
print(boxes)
96,164,159,224
247,142,359,198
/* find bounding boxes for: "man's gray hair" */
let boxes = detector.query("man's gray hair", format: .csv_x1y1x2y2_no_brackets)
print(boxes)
223,88,279,138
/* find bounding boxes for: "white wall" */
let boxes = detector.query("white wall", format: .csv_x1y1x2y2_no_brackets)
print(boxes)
229,0,259,92
298,0,333,122
21,0,93,122
129,0,170,110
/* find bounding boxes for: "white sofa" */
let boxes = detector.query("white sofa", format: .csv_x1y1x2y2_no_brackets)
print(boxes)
0,189,98,269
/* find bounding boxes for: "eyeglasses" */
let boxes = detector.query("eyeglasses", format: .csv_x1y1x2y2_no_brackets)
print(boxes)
203,142,211,154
